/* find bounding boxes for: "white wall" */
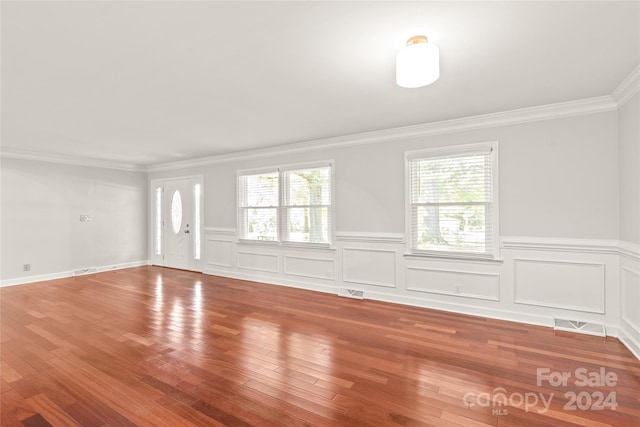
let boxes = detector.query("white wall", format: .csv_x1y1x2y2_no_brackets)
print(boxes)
151,111,620,239
0,157,148,284
618,93,640,245
618,92,640,358
147,110,630,342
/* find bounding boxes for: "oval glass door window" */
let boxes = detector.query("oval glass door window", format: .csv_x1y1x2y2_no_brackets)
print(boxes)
171,190,183,234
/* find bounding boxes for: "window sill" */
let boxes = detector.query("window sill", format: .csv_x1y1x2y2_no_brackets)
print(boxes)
237,239,336,252
404,252,503,264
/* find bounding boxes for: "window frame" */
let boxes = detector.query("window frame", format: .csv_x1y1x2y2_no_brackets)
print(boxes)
405,142,499,260
237,160,335,248
237,168,280,244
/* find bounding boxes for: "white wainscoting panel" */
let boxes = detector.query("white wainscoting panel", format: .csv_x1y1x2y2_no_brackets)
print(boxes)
406,267,500,301
342,248,396,288
205,238,233,268
621,267,640,334
284,256,335,280
514,258,606,313
237,251,279,273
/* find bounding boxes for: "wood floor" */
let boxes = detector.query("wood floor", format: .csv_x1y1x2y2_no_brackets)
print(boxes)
1,266,639,426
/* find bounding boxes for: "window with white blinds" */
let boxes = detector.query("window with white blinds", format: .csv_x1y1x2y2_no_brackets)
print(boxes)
407,142,498,258
238,171,279,241
237,163,333,246
282,166,332,244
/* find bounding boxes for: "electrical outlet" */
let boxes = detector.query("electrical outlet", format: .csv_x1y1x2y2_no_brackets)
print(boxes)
80,214,92,222
23,264,31,272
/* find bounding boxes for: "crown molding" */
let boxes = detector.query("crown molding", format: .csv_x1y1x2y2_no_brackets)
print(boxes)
147,95,617,172
0,148,145,172
6,64,637,173
612,64,640,108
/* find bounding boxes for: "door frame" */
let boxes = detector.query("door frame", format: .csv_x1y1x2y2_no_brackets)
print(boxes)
149,175,204,271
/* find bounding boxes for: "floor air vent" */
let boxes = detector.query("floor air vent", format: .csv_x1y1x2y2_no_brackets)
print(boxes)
338,288,364,300
553,318,606,337
73,267,98,276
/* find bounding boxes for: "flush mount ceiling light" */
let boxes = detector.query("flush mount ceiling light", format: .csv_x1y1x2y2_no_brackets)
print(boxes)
396,35,439,88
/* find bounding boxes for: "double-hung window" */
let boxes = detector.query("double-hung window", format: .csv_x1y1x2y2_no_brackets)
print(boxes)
406,142,498,258
238,162,333,246
238,171,279,242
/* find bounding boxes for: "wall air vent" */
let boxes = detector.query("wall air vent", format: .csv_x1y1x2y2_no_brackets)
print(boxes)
73,267,98,276
338,288,364,300
553,318,606,337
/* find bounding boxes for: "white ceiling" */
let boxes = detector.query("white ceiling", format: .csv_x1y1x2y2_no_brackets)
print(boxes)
2,1,639,167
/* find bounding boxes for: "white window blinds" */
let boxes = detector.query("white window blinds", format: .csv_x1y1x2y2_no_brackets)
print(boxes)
238,163,333,246
238,172,279,241
408,143,497,257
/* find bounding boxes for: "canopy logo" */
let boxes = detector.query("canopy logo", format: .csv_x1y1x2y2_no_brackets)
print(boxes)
462,388,552,415
462,367,618,415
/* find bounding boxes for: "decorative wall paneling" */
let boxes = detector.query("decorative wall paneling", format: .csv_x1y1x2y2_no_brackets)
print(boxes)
342,248,397,288
283,255,335,280
621,267,640,334
513,258,605,313
619,248,640,359
405,267,500,301
203,228,339,295
204,228,234,268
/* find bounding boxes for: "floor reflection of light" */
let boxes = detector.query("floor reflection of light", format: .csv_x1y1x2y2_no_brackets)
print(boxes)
193,282,202,312
170,299,184,338
151,276,165,341
192,282,203,343
290,332,333,367
241,317,282,359
238,318,337,399
154,277,163,312
240,318,289,382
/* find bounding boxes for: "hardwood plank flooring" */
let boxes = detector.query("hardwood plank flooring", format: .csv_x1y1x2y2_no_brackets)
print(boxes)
1,266,639,426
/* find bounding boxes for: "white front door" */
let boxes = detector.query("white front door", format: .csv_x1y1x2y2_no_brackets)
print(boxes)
164,178,193,270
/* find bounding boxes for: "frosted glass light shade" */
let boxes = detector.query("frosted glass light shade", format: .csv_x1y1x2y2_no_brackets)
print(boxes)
396,37,439,88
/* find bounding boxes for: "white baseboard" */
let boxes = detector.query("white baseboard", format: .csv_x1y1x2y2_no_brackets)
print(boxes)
617,327,640,360
203,267,339,296
621,337,640,360
96,260,151,274
0,260,150,287
0,270,72,288
203,266,552,328
364,288,554,328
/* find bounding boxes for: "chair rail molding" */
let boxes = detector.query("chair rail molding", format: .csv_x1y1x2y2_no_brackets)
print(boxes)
335,232,405,245
619,240,640,260
501,236,620,255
